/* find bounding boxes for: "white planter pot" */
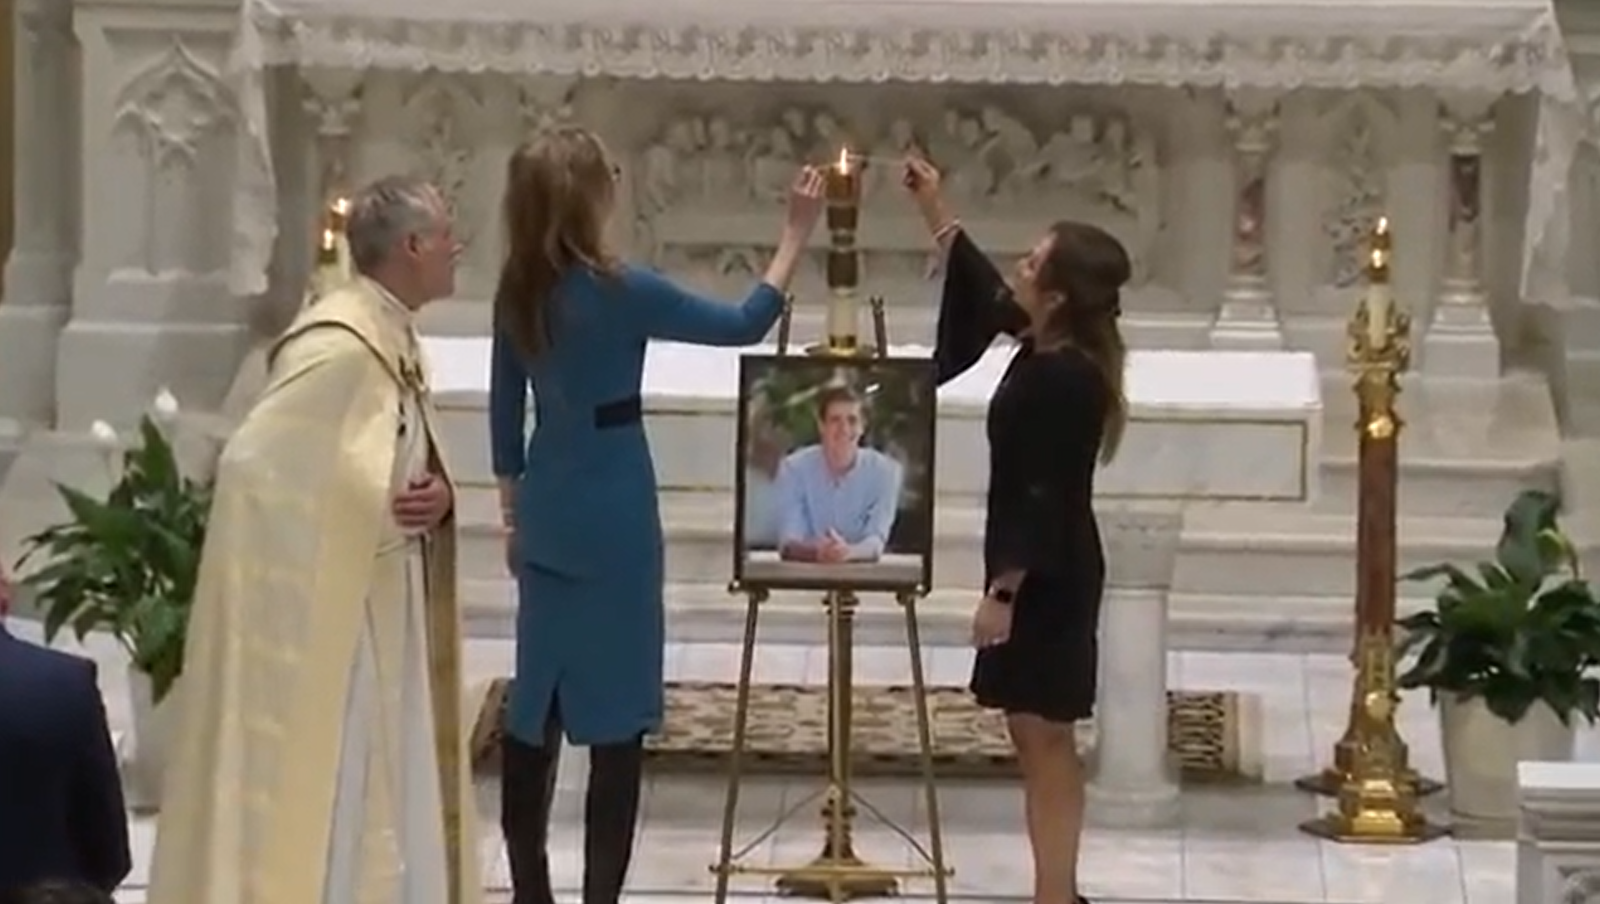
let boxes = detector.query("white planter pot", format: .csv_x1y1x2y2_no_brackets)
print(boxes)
1439,693,1575,828
125,666,178,813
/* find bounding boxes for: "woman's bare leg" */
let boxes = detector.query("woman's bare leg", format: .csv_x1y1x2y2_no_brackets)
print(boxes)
1007,713,1086,904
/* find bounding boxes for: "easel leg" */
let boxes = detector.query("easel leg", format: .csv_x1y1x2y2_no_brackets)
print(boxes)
775,591,899,900
901,592,951,904
713,587,768,904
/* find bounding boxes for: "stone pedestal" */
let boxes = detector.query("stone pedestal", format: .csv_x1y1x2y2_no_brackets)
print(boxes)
1422,97,1500,379
1517,761,1600,904
56,0,254,430
0,1,75,431
1086,587,1181,828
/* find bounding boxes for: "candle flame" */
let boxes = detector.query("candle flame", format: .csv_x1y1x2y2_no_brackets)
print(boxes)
1375,215,1389,236
331,196,350,216
320,227,337,251
837,148,851,175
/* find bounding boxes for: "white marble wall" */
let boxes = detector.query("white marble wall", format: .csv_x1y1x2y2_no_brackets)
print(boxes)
2,0,1585,433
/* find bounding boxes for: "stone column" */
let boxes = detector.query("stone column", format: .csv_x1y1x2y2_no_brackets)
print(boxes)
1085,505,1181,829
1209,90,1284,350
1422,96,1499,379
54,0,251,430
1086,587,1181,827
0,0,75,433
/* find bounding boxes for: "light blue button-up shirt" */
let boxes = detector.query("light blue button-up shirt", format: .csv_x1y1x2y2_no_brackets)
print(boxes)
773,445,904,561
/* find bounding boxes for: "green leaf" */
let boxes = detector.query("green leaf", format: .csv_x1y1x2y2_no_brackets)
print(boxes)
1495,489,1561,588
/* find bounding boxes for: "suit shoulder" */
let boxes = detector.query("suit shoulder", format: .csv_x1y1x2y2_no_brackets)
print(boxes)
9,639,97,684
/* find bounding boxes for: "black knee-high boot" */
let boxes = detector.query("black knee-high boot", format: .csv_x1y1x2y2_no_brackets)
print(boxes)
582,738,645,904
501,713,563,904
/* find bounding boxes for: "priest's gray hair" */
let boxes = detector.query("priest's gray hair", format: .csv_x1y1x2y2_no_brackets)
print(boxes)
345,174,440,275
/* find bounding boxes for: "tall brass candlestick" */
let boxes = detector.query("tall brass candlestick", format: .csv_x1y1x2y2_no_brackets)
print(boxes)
823,148,861,354
1297,217,1444,845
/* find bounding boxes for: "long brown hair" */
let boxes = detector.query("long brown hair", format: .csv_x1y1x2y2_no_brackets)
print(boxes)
492,127,620,359
1034,220,1131,464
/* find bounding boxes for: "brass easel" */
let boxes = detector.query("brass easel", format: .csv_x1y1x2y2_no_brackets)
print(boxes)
710,152,951,904
1295,217,1445,844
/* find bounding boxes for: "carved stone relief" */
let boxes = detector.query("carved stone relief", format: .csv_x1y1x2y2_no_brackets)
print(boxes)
110,40,234,275
1319,94,1394,288
402,74,481,249
631,101,1161,292
301,68,365,200
518,77,577,137
1562,866,1600,903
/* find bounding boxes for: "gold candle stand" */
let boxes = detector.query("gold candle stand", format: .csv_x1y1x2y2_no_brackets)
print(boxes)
712,179,944,898
1296,217,1446,845
810,149,878,358
309,195,352,303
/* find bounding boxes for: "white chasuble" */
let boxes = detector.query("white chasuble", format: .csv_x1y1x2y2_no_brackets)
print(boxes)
322,295,451,904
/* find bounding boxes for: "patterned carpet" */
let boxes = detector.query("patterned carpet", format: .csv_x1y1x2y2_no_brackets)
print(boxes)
471,679,1260,783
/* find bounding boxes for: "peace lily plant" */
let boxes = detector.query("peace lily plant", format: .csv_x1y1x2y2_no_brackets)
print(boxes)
14,390,212,704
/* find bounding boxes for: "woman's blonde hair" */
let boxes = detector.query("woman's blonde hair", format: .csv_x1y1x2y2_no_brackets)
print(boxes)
492,127,620,359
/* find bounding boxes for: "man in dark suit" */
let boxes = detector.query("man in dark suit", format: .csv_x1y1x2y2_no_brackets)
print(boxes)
0,563,132,896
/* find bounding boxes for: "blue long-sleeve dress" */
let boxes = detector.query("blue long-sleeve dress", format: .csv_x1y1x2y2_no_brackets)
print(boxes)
489,265,784,747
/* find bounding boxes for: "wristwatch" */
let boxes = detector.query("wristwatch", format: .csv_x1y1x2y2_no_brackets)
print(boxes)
989,587,1015,605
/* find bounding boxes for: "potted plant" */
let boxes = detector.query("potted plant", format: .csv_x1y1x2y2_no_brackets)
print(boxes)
1397,488,1600,828
13,400,212,812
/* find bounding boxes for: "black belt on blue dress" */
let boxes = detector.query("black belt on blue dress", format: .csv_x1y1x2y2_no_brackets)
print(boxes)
593,394,643,429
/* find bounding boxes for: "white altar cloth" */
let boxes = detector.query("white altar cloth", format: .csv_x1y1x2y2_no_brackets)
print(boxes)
422,338,1322,418
227,0,1584,304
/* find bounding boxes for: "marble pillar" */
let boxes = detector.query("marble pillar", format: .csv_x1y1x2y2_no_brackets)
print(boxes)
1209,90,1284,350
1086,587,1181,828
54,0,251,431
0,0,75,434
1422,96,1500,379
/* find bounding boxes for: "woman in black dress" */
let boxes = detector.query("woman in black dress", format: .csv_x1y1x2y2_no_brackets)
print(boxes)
903,155,1129,904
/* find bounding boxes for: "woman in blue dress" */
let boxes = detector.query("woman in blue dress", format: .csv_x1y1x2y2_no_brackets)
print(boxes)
487,126,825,904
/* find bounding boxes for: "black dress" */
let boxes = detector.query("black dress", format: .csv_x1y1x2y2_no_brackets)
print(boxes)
933,230,1109,724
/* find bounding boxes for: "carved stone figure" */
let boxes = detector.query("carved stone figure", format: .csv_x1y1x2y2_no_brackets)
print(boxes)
700,116,749,204
1323,117,1386,288
405,76,477,248
869,118,920,198
631,102,1161,287
749,126,799,204
639,120,700,213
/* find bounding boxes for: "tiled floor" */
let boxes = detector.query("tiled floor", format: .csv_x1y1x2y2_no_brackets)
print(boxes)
11,621,1594,904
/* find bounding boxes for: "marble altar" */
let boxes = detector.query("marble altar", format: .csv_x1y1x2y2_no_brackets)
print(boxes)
0,0,1587,435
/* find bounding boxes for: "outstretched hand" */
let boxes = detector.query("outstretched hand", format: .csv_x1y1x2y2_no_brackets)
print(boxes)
783,166,827,237
901,155,942,204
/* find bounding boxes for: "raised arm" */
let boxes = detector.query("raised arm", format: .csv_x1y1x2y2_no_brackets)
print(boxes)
488,327,528,522
902,156,1028,384
628,165,824,346
622,266,787,346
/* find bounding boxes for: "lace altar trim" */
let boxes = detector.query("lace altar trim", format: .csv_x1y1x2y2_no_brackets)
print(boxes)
247,9,1573,94
226,1,1588,307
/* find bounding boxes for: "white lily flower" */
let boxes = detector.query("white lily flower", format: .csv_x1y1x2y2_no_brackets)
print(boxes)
152,387,180,423
89,420,119,449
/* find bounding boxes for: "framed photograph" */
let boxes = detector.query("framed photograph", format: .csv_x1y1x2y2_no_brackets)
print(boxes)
732,354,938,593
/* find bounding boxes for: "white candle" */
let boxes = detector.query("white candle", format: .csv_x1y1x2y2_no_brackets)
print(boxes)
826,289,856,345
1365,282,1391,349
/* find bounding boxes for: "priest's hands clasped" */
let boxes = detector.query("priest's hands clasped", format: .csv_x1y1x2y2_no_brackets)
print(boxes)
392,472,453,530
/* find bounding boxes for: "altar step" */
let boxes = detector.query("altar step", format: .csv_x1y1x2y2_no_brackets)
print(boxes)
455,487,1521,652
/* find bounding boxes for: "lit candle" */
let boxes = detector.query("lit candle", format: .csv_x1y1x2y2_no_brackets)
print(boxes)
328,196,350,231
1363,216,1392,348
824,148,861,350
317,227,339,265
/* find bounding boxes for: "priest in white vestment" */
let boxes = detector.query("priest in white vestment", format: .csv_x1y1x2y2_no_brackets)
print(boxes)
147,175,482,904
